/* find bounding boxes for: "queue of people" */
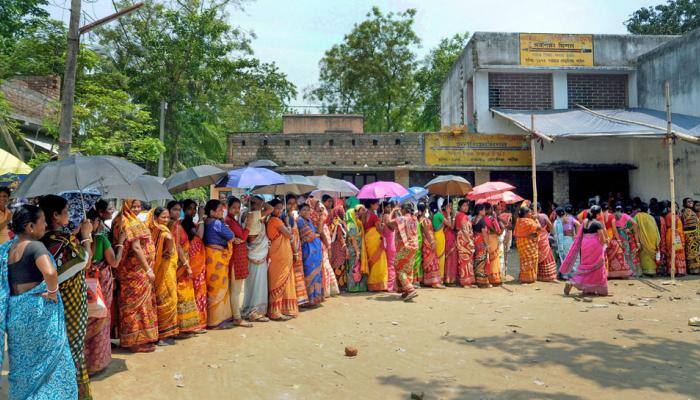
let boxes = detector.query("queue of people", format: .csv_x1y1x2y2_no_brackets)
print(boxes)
0,184,698,399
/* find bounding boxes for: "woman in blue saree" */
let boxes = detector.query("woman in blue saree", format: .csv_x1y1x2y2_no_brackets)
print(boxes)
0,204,77,399
297,203,324,305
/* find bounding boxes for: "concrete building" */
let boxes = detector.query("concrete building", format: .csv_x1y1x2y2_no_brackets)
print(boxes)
441,31,700,205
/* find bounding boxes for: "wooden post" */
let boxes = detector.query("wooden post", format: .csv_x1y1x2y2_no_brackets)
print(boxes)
57,0,82,158
530,114,538,212
665,82,676,281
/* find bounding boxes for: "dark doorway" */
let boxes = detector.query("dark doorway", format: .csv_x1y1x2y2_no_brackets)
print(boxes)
568,170,629,207
489,171,553,207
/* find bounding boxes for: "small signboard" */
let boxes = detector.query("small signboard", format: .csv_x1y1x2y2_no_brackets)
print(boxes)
520,33,594,67
425,133,531,167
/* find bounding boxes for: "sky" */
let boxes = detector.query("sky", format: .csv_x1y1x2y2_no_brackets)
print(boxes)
46,0,656,105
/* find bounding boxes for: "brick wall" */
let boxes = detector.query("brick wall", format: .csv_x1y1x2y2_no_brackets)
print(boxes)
227,132,423,168
567,74,628,109
282,114,363,134
0,76,60,123
488,73,552,110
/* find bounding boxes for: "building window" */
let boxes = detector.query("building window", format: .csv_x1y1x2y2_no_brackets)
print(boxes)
395,139,401,145
373,139,378,146
285,140,290,146
488,73,553,110
263,140,268,146
567,74,628,109
329,140,334,146
307,140,311,146
352,139,356,146
241,140,246,146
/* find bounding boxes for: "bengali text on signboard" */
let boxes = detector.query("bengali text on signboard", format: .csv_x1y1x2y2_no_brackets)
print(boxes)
519,33,594,67
424,133,531,167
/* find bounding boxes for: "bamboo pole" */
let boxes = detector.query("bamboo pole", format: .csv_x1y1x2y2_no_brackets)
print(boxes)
530,114,538,212
575,103,699,144
665,82,676,281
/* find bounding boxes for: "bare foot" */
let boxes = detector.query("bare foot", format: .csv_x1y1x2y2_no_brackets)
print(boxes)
564,283,572,296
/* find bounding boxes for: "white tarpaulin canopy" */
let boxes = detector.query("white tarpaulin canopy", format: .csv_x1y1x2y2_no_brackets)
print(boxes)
492,107,700,139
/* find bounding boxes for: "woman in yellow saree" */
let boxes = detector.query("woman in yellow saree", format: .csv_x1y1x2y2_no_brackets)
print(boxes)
634,203,660,276
147,207,179,344
364,200,388,291
514,206,540,284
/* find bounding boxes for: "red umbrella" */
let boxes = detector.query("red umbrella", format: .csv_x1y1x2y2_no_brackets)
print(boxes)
467,181,516,201
476,190,524,205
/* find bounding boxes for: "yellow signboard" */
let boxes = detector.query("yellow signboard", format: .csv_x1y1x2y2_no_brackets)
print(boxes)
425,133,531,167
520,33,593,67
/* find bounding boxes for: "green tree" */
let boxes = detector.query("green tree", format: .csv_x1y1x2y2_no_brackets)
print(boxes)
0,0,50,53
413,32,469,131
625,0,700,35
98,0,296,172
307,7,420,132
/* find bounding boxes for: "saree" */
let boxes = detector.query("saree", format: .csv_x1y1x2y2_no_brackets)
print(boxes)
85,234,114,375
288,215,309,304
682,208,700,274
455,212,475,286
486,216,502,285
560,229,608,295
267,216,299,318
313,203,340,297
330,206,348,288
365,213,388,291
345,208,368,292
383,221,397,292
42,229,92,399
473,224,490,287
205,245,232,327
0,240,79,400
434,225,446,281
113,201,158,349
420,218,442,286
188,235,208,329
298,217,324,305
444,225,459,284
514,217,539,283
663,214,686,276
394,215,419,294
243,230,270,317
635,212,660,276
553,218,577,279
535,214,557,282
413,221,424,284
148,211,179,339
616,214,639,277
171,222,200,333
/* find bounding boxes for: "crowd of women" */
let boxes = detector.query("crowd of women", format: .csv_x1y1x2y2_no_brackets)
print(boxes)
0,182,698,399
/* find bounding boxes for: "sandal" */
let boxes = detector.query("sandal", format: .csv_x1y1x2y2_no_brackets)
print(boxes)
403,291,418,302
271,315,293,322
233,318,253,328
247,312,270,322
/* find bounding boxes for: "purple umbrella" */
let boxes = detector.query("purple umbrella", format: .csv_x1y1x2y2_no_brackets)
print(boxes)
216,167,285,189
356,181,408,199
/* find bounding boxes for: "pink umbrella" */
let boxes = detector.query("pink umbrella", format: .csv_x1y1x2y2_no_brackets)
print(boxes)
476,191,524,205
357,181,408,199
467,181,516,201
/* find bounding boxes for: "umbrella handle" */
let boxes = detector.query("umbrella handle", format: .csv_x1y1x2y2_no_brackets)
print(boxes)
79,190,86,220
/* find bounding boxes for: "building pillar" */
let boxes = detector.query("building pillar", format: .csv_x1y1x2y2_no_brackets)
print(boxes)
552,71,568,109
474,170,490,185
394,168,410,188
553,169,570,205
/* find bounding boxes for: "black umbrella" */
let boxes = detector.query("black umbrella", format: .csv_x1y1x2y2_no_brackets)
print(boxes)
164,165,227,193
13,155,146,199
100,175,174,202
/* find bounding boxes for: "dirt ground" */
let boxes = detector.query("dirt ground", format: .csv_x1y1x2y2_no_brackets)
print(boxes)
4,256,700,400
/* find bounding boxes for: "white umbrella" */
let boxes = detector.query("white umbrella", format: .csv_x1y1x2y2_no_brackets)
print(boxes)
308,175,359,198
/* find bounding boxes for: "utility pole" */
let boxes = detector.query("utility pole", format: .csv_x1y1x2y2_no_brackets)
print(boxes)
57,2,144,159
158,101,167,177
58,0,82,159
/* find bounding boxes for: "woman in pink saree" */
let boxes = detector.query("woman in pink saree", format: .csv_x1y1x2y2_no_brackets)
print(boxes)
562,205,609,296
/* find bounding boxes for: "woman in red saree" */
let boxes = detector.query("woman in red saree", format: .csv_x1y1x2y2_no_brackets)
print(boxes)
455,200,475,286
601,203,631,278
562,205,609,296
112,199,158,353
418,204,444,288
330,204,348,289
182,200,207,331
535,204,557,282
443,202,459,284
664,208,686,276
225,197,254,327
266,199,299,320
167,201,200,337
394,203,419,301
514,206,539,284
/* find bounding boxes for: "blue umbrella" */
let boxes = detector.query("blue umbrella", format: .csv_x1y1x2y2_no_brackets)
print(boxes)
392,186,428,203
216,167,285,189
